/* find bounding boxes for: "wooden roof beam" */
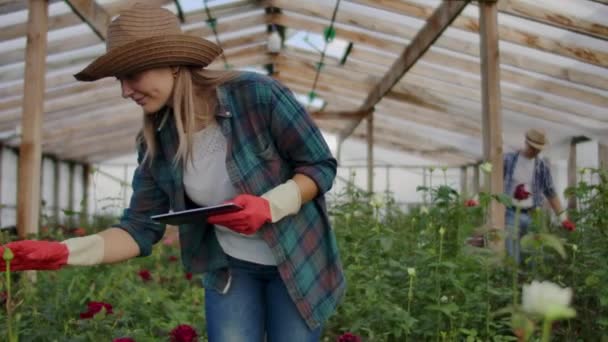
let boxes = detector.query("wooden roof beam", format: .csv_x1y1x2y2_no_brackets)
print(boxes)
0,11,269,76
346,0,608,67
0,0,260,42
495,0,608,40
64,0,111,40
275,71,481,138
59,134,137,161
277,56,608,134
269,8,608,91
339,0,471,140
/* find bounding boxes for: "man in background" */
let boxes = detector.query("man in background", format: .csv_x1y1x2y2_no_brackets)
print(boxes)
503,128,575,263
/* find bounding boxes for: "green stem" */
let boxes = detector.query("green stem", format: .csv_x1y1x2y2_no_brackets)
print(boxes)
406,276,414,341
485,261,490,338
6,260,14,342
541,318,552,342
407,277,414,314
435,232,444,340
513,208,521,306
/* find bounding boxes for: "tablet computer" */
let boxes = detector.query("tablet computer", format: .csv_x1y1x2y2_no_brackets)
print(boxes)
151,203,243,225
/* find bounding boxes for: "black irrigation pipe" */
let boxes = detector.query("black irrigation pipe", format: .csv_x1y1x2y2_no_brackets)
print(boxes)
173,0,186,23
204,0,230,69
308,0,342,107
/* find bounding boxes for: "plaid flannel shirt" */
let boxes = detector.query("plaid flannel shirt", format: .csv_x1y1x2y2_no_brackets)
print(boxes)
503,151,557,208
113,72,345,329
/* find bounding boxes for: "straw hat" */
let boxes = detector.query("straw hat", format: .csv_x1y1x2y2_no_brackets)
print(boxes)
525,128,547,150
74,4,222,82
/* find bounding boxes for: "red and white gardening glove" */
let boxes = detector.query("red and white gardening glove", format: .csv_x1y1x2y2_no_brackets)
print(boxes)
0,240,69,271
208,179,302,235
559,212,576,232
0,235,105,271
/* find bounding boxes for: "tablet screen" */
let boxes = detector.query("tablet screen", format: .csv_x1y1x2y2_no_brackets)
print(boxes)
151,203,243,225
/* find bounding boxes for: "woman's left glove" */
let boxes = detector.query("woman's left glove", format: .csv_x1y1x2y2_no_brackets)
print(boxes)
208,180,302,235
207,194,272,235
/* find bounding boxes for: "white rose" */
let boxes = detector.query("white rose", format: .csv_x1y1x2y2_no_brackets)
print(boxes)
369,194,385,209
522,281,576,321
479,162,493,174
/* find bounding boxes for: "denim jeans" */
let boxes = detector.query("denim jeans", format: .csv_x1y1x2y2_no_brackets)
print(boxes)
505,208,532,264
204,256,322,342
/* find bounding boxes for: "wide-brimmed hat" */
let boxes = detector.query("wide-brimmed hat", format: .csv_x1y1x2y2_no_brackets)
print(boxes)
74,4,222,82
525,128,547,150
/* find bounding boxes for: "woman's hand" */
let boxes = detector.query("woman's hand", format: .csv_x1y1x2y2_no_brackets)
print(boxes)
0,240,69,271
207,194,271,235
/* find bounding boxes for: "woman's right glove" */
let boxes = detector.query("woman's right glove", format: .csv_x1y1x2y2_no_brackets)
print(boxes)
0,234,105,271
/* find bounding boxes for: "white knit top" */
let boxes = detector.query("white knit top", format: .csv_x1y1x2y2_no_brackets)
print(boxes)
182,121,276,265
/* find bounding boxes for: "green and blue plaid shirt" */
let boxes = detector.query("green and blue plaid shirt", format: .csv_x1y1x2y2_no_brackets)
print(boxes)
503,151,557,208
113,72,345,329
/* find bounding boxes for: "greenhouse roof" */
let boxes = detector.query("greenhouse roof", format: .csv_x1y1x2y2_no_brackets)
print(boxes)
0,0,606,165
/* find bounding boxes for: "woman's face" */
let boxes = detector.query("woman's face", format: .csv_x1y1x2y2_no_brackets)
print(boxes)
118,67,176,113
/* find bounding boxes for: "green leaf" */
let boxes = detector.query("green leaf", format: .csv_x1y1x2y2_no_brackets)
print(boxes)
493,193,513,207
521,233,566,258
416,186,429,193
379,237,393,252
425,303,459,318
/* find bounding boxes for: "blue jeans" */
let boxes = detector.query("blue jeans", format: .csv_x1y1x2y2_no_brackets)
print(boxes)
505,208,532,264
204,256,322,342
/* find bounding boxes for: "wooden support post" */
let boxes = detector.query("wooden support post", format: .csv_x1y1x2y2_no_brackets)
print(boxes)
123,164,129,208
0,145,3,228
81,163,91,225
336,137,343,164
422,168,428,204
52,157,60,225
567,139,578,210
472,163,480,195
479,1,505,244
385,166,390,194
67,161,75,227
460,165,468,197
367,113,374,193
599,143,608,170
17,0,48,239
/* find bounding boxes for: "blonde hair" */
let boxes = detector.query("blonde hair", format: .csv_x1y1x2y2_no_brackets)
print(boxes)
138,67,240,168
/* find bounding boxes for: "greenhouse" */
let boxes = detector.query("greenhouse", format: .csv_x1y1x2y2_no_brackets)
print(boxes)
0,0,606,341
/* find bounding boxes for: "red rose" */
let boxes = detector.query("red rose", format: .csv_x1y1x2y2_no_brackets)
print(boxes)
72,228,87,236
138,270,152,282
465,199,478,207
113,338,136,342
514,184,531,201
185,272,193,281
338,332,362,342
170,324,198,342
168,256,179,262
562,219,576,232
79,301,113,319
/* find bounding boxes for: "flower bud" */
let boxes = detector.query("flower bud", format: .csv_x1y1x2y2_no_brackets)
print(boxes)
2,246,13,261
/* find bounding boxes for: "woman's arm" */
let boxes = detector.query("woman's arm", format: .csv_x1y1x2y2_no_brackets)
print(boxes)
98,228,141,263
292,173,319,204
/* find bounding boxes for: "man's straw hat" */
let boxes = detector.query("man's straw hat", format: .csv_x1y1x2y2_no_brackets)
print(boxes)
525,128,547,151
74,4,222,81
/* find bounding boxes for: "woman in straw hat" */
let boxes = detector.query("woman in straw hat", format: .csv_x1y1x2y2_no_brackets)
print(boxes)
1,4,344,341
